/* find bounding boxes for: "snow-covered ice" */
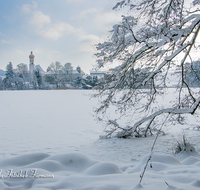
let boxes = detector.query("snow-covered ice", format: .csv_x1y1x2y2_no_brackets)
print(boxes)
0,90,200,190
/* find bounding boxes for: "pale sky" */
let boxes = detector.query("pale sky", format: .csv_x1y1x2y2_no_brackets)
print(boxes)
0,0,125,74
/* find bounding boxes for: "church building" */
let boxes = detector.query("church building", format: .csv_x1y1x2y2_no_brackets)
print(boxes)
29,51,35,84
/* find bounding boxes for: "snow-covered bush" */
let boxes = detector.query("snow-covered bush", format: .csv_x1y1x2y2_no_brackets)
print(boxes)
174,134,196,154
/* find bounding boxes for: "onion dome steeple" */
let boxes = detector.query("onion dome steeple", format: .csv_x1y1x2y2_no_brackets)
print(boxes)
29,51,35,84
29,51,35,61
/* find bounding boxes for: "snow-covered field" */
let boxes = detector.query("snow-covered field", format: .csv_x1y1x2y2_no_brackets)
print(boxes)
0,90,200,190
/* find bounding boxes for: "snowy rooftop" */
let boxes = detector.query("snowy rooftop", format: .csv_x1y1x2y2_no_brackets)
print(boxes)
90,71,106,74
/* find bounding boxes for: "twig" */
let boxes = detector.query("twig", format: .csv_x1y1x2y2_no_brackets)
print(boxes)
139,113,170,184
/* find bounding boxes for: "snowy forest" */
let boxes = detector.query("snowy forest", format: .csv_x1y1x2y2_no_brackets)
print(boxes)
0,62,100,90
1,59,199,91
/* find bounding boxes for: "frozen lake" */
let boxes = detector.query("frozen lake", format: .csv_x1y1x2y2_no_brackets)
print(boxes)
0,90,163,164
0,90,102,159
0,90,199,162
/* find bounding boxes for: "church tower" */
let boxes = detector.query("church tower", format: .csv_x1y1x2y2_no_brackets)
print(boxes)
29,51,35,83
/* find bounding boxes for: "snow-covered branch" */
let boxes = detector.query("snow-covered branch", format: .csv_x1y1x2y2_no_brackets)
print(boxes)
94,0,200,138
133,96,200,129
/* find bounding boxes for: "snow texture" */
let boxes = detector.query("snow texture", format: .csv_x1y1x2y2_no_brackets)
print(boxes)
0,90,200,190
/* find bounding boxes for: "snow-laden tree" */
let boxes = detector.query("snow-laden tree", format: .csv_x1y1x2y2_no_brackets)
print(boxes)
35,69,43,89
83,75,99,87
94,0,200,138
14,63,29,90
0,77,4,90
74,75,82,88
184,61,200,87
4,62,14,89
16,63,29,81
14,76,24,90
49,62,63,88
64,62,73,73
63,62,74,83
92,76,99,87
83,75,93,86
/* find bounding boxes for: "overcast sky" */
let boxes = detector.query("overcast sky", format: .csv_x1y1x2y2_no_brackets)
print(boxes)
0,0,125,74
